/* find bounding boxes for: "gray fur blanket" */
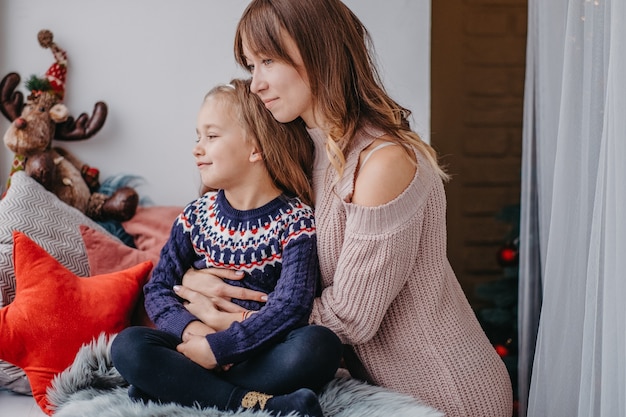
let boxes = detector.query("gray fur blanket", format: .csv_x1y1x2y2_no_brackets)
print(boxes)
46,334,443,417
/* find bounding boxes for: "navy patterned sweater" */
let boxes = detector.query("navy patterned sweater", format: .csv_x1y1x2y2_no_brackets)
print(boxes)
144,190,319,366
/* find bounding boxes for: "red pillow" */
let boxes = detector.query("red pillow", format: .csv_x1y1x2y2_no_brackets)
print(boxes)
0,231,153,415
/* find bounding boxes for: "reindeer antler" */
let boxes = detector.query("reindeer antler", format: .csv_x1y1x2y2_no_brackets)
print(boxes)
54,101,108,141
0,73,24,122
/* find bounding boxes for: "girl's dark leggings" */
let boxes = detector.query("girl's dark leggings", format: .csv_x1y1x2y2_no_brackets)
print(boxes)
110,325,342,409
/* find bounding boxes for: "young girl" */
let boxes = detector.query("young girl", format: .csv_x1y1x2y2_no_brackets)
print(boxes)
110,79,341,417
181,1,514,416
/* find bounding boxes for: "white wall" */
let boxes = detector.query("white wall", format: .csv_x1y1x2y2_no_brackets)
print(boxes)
0,0,430,206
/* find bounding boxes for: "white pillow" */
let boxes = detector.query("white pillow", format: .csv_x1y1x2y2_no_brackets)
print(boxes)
0,171,109,394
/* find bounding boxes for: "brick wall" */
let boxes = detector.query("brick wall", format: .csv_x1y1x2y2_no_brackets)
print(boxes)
431,0,527,306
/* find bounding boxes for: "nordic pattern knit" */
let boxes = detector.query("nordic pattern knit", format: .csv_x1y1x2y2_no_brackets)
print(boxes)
307,125,513,417
144,190,318,366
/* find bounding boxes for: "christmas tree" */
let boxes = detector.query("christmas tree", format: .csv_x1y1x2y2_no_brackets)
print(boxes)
474,203,519,414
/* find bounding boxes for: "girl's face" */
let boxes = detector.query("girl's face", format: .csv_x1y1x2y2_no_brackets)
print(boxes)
193,96,257,190
243,34,316,128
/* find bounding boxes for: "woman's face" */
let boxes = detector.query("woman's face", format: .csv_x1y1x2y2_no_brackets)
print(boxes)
243,34,317,128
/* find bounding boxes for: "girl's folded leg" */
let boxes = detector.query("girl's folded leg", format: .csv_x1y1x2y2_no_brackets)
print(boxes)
111,326,329,417
223,325,343,394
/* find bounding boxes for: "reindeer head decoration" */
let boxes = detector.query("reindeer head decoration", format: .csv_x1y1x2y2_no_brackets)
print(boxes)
1,29,108,179
0,30,138,223
3,76,69,156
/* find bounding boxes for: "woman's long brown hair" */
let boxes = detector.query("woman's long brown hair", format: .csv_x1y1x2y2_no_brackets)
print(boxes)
234,0,449,182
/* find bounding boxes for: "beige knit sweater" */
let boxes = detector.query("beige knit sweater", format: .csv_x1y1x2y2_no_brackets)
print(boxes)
307,125,513,417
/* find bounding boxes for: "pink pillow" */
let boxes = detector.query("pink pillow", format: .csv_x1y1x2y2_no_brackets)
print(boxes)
80,225,157,327
80,225,160,275
122,206,182,258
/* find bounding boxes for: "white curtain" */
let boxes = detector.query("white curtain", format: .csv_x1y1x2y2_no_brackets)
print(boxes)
519,0,626,416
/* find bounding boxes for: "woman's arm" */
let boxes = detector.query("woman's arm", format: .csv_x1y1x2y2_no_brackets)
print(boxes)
311,219,421,344
310,142,429,344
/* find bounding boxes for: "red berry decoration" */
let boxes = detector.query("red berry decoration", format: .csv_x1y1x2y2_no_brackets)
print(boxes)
494,344,509,357
497,243,518,267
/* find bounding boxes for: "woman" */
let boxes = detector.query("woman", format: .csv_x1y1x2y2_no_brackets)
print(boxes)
181,1,513,416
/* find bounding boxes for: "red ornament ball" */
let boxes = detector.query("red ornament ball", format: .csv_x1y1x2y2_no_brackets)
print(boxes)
497,244,518,267
494,344,509,357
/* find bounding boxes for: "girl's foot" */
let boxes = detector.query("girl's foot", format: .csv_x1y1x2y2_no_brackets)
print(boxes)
241,387,324,417
127,385,155,404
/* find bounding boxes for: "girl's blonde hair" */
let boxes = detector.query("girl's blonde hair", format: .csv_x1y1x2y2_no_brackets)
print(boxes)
234,0,449,181
205,78,314,206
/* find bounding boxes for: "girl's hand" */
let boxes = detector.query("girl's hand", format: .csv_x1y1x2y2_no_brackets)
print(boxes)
181,319,214,342
182,268,268,312
176,334,217,369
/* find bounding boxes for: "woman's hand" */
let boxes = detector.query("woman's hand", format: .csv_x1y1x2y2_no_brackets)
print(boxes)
182,268,268,312
174,285,220,324
174,285,240,331
176,334,218,370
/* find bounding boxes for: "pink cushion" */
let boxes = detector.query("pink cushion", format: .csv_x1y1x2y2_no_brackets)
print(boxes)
80,225,157,327
122,206,182,257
